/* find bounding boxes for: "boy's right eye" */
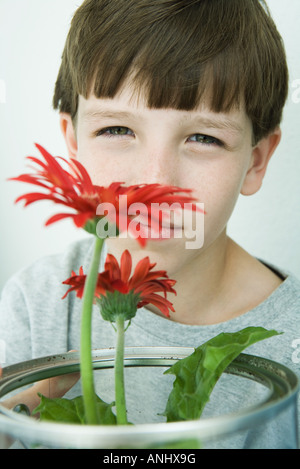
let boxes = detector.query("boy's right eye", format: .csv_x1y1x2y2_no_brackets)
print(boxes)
96,126,134,137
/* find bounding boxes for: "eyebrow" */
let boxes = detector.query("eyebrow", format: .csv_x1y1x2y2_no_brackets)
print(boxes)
82,108,244,134
82,110,137,122
187,115,244,134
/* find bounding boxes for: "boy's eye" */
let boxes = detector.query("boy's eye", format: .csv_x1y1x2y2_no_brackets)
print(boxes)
96,126,134,137
188,134,222,146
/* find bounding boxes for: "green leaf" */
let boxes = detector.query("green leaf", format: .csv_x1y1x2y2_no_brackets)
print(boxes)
163,327,281,422
33,393,117,425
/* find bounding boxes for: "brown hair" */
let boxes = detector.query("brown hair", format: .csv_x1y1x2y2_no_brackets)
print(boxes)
53,0,289,144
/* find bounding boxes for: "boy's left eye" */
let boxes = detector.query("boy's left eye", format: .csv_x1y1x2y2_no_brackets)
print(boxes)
188,134,222,146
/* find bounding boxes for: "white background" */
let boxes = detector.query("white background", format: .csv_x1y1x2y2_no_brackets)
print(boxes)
0,0,299,292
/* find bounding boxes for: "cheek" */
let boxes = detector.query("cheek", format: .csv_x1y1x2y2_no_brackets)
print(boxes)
76,143,128,186
186,160,249,240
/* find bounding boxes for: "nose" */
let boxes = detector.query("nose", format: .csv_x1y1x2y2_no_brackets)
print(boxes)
137,144,178,187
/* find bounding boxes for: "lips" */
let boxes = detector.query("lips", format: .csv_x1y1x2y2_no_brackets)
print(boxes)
127,215,183,241
131,208,183,228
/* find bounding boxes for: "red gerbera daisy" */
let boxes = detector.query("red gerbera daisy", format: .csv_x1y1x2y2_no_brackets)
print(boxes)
62,250,176,319
9,144,200,246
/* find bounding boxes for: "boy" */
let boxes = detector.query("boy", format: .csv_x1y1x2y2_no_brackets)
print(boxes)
1,0,299,448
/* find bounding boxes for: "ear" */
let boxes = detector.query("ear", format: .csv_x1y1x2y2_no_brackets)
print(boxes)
241,127,282,196
59,113,78,159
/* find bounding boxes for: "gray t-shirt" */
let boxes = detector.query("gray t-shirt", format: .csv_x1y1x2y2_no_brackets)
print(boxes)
1,238,300,448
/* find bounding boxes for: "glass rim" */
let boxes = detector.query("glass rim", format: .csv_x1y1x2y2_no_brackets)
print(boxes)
0,347,299,448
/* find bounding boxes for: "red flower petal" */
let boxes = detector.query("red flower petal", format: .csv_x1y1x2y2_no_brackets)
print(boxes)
129,256,152,286
62,250,176,318
10,145,201,245
120,250,132,284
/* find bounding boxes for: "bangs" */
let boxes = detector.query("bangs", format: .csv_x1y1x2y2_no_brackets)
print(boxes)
89,46,244,114
54,0,288,143
78,2,247,114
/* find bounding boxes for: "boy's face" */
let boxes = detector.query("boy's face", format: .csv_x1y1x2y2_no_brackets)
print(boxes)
61,82,277,274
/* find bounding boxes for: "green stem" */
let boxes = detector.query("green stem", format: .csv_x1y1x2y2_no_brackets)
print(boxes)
115,315,128,425
80,236,104,425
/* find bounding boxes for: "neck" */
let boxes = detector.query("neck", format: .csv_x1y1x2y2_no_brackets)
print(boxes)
106,232,282,326
159,234,282,326
107,230,232,325
164,231,231,325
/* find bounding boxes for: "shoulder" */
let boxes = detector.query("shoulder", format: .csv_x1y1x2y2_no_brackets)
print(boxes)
253,261,300,330
262,262,300,306
1,237,95,301
245,262,300,352
19,237,93,279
